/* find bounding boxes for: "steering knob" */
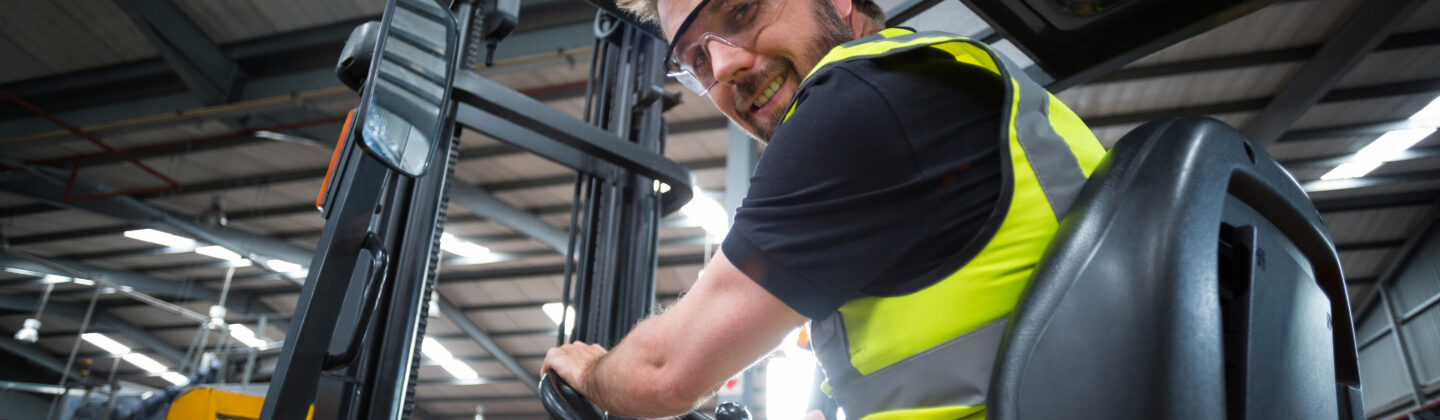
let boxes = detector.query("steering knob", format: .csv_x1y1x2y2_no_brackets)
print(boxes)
715,402,751,420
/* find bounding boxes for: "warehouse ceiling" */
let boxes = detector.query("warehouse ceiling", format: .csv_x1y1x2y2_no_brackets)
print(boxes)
0,0,1437,419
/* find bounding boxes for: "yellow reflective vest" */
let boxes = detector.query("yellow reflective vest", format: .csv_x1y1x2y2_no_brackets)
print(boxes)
780,28,1106,419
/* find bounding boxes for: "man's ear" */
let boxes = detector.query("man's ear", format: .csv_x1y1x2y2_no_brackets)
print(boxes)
828,0,853,20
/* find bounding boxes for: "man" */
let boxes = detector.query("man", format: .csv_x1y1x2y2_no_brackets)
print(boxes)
541,0,1107,416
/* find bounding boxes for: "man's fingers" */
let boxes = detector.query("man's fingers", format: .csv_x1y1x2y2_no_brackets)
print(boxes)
542,347,560,373
586,343,606,356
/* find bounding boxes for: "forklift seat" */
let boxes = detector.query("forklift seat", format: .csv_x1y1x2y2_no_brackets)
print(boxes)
987,117,1365,419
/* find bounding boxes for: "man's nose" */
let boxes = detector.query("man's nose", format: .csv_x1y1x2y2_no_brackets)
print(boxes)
706,41,754,86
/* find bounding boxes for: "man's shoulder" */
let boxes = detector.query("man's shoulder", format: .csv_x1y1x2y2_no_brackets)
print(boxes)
802,43,1004,116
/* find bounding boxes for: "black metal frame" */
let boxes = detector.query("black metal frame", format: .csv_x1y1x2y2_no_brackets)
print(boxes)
259,1,693,418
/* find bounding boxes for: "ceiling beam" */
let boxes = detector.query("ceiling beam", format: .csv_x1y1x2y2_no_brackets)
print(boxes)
6,226,133,246
0,123,727,223
1281,144,1440,170
114,0,246,105
0,161,315,274
435,296,539,396
450,183,568,253
439,253,705,284
1312,188,1440,213
0,157,725,248
1241,0,1427,146
1279,118,1440,143
0,21,598,142
1334,239,1406,253
1085,76,1440,128
0,251,281,321
453,293,683,312
1303,169,1440,193
217,236,709,293
0,336,101,386
0,294,187,363
0,251,214,305
1090,29,1440,84
0,17,368,101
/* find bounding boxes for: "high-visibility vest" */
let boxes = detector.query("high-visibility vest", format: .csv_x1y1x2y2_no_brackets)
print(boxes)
780,28,1106,420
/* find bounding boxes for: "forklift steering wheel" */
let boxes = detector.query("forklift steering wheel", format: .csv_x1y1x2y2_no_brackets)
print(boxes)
539,374,751,420
540,374,605,420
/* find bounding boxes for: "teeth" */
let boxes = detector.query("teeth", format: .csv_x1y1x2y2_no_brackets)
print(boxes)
753,76,784,108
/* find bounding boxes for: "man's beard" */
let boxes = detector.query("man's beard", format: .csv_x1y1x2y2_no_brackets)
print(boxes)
733,0,853,142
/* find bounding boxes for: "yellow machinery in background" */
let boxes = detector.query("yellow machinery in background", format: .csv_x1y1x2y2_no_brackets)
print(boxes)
166,388,312,420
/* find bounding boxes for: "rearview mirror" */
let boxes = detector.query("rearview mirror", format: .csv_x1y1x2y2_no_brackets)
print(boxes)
354,0,460,177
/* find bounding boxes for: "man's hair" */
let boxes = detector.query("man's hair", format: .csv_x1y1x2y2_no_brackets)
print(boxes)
619,0,886,28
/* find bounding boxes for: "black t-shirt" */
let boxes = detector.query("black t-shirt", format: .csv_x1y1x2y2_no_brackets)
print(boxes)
721,47,1006,319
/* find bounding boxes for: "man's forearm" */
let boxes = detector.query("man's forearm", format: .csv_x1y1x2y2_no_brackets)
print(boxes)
580,318,705,417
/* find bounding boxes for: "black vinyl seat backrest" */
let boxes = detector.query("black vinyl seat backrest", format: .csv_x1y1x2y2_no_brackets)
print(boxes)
987,117,1364,419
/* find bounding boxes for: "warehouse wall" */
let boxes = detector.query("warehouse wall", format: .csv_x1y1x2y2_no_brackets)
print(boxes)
0,390,51,420
1354,216,1440,418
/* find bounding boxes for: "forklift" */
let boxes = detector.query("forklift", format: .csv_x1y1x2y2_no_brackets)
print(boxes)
260,0,1364,418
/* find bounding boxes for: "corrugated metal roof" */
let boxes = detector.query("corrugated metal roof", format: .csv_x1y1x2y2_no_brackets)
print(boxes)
1060,63,1298,117
1293,94,1439,130
1335,46,1440,89
0,0,156,84
2,0,1438,415
1323,206,1431,244
172,0,384,44
1126,0,1358,67
1397,0,1440,32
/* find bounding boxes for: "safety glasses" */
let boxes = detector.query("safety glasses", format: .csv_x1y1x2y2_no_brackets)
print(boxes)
664,0,784,96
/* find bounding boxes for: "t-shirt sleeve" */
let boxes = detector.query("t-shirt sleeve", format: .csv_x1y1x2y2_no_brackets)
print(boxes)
721,64,935,319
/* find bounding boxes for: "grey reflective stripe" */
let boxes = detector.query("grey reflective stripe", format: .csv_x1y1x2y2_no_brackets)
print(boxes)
811,314,863,387
819,30,1090,219
988,49,1088,219
823,318,1009,419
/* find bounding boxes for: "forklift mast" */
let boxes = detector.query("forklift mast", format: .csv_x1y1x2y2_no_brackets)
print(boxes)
259,0,694,418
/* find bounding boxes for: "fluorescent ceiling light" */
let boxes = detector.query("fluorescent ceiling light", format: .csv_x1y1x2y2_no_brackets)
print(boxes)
1320,161,1383,181
122,353,169,373
541,303,576,332
440,233,493,259
195,246,251,267
265,259,304,274
1319,95,1440,181
422,336,456,361
228,324,267,348
1321,128,1435,180
439,358,481,380
42,274,70,284
160,371,189,386
1411,96,1440,121
680,189,729,239
421,336,480,380
1354,127,1437,161
82,333,132,355
3,267,45,276
123,229,196,249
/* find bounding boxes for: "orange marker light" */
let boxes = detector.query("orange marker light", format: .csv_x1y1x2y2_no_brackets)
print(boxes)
317,109,357,209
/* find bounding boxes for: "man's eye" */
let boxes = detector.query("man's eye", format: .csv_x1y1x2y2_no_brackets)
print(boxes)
728,0,755,26
690,49,710,69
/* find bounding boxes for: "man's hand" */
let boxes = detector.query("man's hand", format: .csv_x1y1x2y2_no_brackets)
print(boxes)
542,341,608,395
532,251,807,417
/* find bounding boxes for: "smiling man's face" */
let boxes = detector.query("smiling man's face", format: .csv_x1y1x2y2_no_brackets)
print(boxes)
658,0,853,141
